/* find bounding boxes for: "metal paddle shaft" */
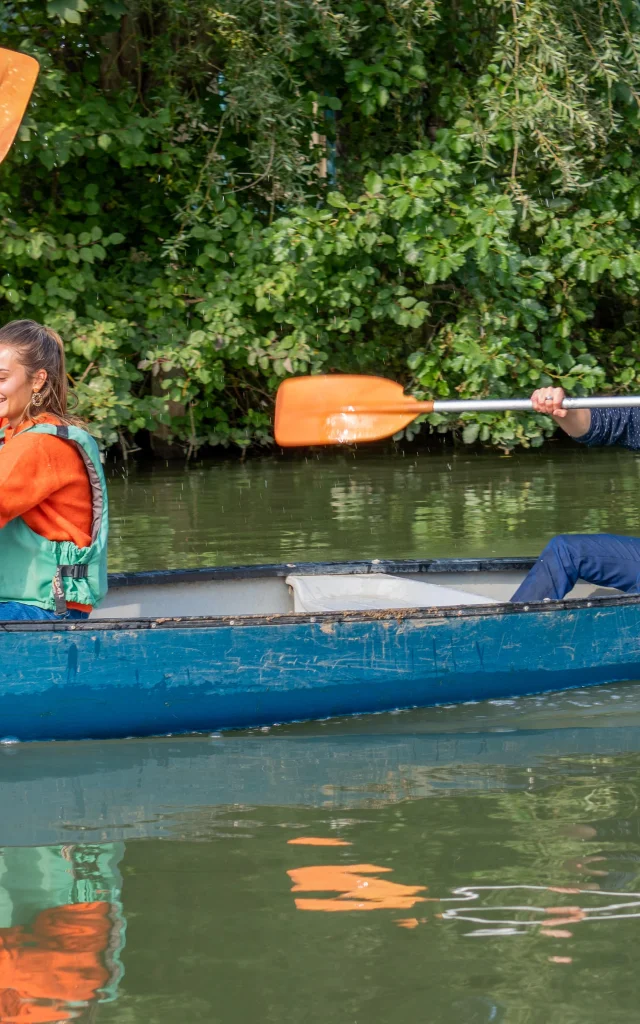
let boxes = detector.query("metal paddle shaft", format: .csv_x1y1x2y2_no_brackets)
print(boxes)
431,396,640,412
274,374,640,447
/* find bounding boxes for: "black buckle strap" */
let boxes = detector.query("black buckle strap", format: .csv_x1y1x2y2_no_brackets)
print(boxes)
53,564,89,615
60,565,89,579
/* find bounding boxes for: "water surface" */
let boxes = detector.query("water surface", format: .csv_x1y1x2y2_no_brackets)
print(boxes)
107,445,640,571
5,688,640,1023
6,446,640,1022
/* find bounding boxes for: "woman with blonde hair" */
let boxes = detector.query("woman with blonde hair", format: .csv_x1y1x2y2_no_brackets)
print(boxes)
0,319,108,620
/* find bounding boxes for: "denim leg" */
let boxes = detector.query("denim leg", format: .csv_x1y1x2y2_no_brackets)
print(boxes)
0,603,89,621
0,602,58,621
511,533,640,603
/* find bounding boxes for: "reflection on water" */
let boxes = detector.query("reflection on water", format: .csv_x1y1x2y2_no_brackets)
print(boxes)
439,884,640,937
286,847,640,938
0,845,124,1022
106,446,640,571
288,859,429,913
5,688,640,1022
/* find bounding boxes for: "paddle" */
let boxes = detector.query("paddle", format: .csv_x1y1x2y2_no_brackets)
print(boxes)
0,49,39,166
274,374,640,446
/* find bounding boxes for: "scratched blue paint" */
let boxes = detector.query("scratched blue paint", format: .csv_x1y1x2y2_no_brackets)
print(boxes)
0,599,639,741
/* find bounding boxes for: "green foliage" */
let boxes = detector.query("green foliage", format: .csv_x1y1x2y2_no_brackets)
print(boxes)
3,0,640,451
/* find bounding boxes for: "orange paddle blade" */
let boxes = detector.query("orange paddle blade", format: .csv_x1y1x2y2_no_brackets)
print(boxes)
0,49,39,165
274,375,432,446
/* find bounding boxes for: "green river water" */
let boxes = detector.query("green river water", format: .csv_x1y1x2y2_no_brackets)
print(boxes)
6,445,640,1024
106,445,640,570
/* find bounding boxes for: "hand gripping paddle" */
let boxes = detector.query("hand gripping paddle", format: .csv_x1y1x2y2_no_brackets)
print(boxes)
274,374,640,446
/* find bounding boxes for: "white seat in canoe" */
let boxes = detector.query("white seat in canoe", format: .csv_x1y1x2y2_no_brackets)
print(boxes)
285,573,500,614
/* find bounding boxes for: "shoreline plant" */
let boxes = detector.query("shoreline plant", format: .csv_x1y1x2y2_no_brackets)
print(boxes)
3,0,640,453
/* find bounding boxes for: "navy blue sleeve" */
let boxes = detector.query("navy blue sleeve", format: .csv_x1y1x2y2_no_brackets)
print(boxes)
577,407,640,450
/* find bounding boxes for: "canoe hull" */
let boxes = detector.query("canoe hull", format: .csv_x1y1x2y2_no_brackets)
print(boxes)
2,596,640,741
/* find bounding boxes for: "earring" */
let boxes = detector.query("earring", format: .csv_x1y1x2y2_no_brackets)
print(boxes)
31,390,44,407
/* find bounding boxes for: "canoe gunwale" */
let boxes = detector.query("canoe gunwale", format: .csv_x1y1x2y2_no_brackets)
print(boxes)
106,556,538,589
0,590,636,633
0,557,629,632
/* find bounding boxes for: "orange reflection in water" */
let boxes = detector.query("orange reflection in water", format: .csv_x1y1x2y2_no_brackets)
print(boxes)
0,901,112,1022
542,906,586,928
287,838,352,847
288,863,428,912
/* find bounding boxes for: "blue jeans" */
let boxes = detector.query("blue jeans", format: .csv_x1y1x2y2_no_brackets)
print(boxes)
511,533,640,602
0,602,89,621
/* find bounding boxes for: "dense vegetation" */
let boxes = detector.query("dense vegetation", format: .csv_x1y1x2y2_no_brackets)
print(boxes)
3,0,640,453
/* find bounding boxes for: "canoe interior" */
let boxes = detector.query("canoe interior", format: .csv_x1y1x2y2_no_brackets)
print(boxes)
92,557,621,620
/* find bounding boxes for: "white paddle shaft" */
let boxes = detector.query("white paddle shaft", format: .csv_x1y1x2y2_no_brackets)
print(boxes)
431,396,640,412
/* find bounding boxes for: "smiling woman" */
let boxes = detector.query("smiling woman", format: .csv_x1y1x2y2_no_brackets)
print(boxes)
0,319,108,621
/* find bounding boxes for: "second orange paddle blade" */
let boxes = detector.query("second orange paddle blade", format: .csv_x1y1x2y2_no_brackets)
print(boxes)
274,375,421,446
0,49,39,165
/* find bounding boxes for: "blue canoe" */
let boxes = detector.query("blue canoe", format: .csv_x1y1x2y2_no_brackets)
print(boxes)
0,556,638,742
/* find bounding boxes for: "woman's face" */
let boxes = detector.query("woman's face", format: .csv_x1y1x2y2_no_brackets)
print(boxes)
0,347,46,427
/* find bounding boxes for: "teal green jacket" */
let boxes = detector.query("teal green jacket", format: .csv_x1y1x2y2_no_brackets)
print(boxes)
0,423,108,612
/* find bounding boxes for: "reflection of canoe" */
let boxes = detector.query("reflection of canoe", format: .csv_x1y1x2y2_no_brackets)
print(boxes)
1,556,638,741
3,702,640,845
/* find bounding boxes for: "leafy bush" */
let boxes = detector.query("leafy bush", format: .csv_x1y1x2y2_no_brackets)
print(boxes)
4,0,640,452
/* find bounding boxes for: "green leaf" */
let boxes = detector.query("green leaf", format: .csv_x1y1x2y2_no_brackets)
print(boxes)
390,195,411,219
462,422,480,445
327,192,349,209
97,134,112,151
47,0,87,22
364,172,383,195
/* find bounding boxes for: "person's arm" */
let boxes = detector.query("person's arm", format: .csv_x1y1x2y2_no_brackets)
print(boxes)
0,434,62,527
531,386,640,450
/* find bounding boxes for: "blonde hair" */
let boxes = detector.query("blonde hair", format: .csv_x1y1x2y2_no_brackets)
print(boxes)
0,319,83,426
